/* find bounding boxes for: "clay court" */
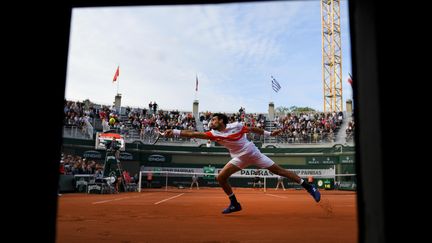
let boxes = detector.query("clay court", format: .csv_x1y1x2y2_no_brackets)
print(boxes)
57,188,357,243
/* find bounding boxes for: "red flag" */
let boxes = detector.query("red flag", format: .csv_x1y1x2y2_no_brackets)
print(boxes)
113,66,120,82
348,73,353,86
195,75,198,91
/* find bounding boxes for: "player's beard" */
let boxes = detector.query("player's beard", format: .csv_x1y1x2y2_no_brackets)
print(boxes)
209,122,218,130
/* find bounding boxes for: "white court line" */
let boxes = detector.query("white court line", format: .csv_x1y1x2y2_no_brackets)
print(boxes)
154,193,185,205
92,193,155,204
265,193,288,199
93,197,131,204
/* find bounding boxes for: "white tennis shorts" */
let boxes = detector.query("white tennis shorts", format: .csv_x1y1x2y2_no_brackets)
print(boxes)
228,148,275,169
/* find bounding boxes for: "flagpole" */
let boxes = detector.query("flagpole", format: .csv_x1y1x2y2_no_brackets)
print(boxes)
195,74,198,101
271,80,273,102
117,76,119,95
116,65,120,95
270,76,274,103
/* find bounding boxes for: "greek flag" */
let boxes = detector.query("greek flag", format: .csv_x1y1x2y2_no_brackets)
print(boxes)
271,76,281,92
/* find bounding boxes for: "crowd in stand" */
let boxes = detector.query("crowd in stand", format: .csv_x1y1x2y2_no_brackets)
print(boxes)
346,119,355,142
64,99,345,144
60,154,103,175
271,111,344,143
64,100,98,138
126,108,197,140
59,153,138,193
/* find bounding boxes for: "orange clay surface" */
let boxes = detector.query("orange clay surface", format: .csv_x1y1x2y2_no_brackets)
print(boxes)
57,188,357,243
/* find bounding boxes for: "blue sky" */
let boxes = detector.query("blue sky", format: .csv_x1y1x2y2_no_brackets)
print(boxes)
65,1,351,113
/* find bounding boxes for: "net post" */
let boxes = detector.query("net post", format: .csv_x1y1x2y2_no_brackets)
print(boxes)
138,171,142,192
165,172,168,191
264,176,266,192
333,165,336,185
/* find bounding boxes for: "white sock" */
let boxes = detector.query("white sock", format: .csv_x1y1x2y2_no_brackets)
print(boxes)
299,178,304,185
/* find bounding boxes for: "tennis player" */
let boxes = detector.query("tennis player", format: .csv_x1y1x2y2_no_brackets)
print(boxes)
164,113,320,214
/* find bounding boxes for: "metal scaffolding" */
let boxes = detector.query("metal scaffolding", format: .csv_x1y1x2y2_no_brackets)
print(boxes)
321,0,343,112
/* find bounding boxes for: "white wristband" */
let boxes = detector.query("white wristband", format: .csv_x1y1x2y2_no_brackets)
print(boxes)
173,129,181,136
264,131,271,137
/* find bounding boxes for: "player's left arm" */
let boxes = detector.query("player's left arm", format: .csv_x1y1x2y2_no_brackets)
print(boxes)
164,129,210,139
246,126,284,136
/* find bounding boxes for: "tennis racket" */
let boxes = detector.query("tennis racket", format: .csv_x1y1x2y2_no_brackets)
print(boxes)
150,131,165,145
143,127,165,145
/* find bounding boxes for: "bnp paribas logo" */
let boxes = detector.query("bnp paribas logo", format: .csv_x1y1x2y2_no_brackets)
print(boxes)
148,154,166,162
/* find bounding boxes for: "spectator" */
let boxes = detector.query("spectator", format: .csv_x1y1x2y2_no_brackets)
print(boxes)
123,170,132,184
58,157,65,196
253,169,263,189
149,102,153,113
102,118,110,132
153,101,158,114
275,175,286,190
146,171,153,188
190,173,199,190
95,168,104,183
106,137,121,157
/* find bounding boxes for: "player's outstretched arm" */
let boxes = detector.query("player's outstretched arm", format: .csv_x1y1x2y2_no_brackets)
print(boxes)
164,129,210,139
248,127,284,136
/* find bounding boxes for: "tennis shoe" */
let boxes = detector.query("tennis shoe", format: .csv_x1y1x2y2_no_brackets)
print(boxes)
307,185,321,202
222,202,242,214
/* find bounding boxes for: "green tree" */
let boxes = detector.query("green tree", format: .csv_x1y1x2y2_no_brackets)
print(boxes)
276,106,316,115
290,106,315,113
275,106,290,115
293,107,315,112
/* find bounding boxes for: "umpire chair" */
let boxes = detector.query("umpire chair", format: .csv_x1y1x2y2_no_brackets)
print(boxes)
99,138,127,193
